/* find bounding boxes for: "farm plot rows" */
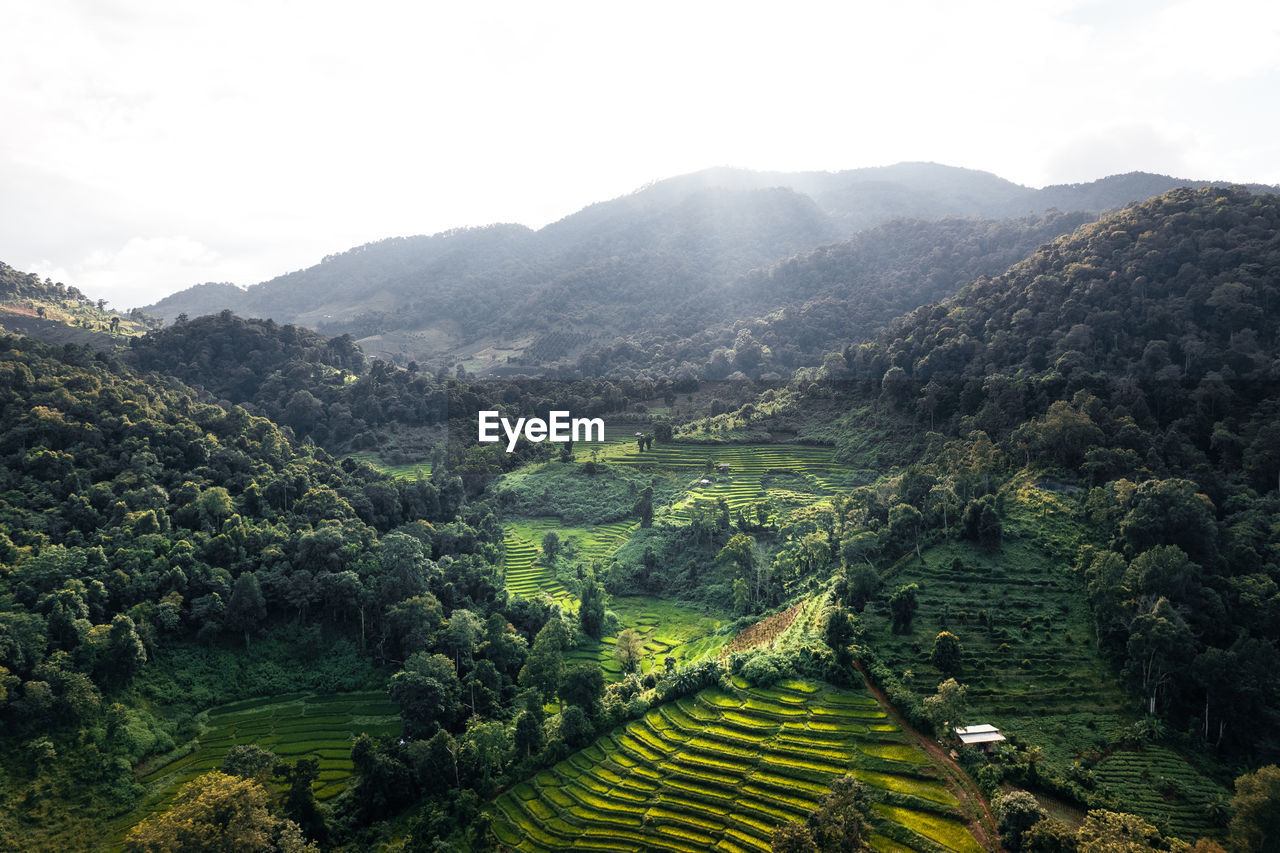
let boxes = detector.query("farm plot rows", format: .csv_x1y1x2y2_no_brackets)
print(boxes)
1092,746,1228,842
492,679,983,853
503,520,636,605
604,443,858,524
566,597,730,679
115,692,399,845
865,535,1129,765
137,692,399,803
503,530,574,606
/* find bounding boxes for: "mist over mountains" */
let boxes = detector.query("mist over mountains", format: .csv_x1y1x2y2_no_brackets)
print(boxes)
143,163,1275,376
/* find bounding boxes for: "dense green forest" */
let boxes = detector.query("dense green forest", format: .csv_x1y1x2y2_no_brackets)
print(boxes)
0,334,545,849
784,186,1280,756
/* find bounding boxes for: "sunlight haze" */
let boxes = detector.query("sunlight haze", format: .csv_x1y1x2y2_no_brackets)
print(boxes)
3,0,1278,308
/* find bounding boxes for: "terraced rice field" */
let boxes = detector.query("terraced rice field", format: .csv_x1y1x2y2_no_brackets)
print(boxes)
605,443,859,524
504,530,574,605
1093,746,1228,842
346,450,432,480
493,680,983,853
118,691,399,841
566,596,730,679
503,520,637,605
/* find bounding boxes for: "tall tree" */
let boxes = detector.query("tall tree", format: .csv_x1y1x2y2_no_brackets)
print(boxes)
226,572,267,650
519,617,571,703
889,583,919,634
634,486,654,528
931,631,962,675
559,661,604,710
125,771,314,853
578,573,607,640
1229,765,1280,853
808,774,871,852
614,627,645,673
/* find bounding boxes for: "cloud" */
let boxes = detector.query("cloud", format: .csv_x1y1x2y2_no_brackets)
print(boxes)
4,1,1280,306
30,236,227,309
1043,124,1197,184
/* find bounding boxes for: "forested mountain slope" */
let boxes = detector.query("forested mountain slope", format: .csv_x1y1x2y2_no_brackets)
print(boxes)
575,211,1096,378
0,334,546,849
794,186,1280,758
143,164,1272,375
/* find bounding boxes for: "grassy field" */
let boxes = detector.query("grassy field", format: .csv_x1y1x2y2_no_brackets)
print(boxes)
110,692,399,846
492,679,984,853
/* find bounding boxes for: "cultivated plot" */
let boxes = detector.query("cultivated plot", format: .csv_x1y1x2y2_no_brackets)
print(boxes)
115,692,399,844
492,679,983,853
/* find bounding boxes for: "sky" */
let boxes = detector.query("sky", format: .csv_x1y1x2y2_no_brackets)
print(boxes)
3,0,1279,309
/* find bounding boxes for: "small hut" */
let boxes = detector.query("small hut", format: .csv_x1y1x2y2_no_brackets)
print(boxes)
954,724,1005,753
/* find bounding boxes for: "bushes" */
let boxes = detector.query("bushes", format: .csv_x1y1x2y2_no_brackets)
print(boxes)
737,651,793,687
854,644,934,736
996,790,1048,852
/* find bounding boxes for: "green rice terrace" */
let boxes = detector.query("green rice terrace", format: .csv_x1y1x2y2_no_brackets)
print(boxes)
111,691,400,845
502,520,637,606
565,596,731,679
492,678,984,853
346,449,433,480
499,442,863,606
605,442,862,524
498,442,867,684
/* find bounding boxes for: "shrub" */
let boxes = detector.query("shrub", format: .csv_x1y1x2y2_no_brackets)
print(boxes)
931,631,962,675
739,650,793,687
996,790,1048,852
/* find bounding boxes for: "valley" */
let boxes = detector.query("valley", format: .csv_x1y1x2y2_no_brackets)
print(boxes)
1,184,1278,853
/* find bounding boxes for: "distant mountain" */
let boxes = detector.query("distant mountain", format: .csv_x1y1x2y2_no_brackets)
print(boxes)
574,211,1097,379
144,281,248,322
142,163,1275,372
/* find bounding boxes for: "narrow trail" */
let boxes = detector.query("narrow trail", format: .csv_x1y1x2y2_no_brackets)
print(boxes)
854,660,1003,852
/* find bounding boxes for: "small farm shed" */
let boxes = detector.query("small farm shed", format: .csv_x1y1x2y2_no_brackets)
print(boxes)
716,463,731,472
954,724,1005,752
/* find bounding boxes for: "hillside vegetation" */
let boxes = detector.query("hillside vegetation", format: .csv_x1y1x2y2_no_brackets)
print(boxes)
733,187,1280,842
142,164,1268,376
4,180,1280,852
0,261,155,347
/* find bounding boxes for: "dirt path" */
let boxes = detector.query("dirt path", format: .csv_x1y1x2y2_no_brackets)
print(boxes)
853,660,1003,852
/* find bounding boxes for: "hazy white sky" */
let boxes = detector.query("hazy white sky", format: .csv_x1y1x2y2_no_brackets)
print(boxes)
3,0,1279,308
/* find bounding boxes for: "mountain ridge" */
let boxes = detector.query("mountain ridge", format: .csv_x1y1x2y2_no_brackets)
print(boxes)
138,164,1277,374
